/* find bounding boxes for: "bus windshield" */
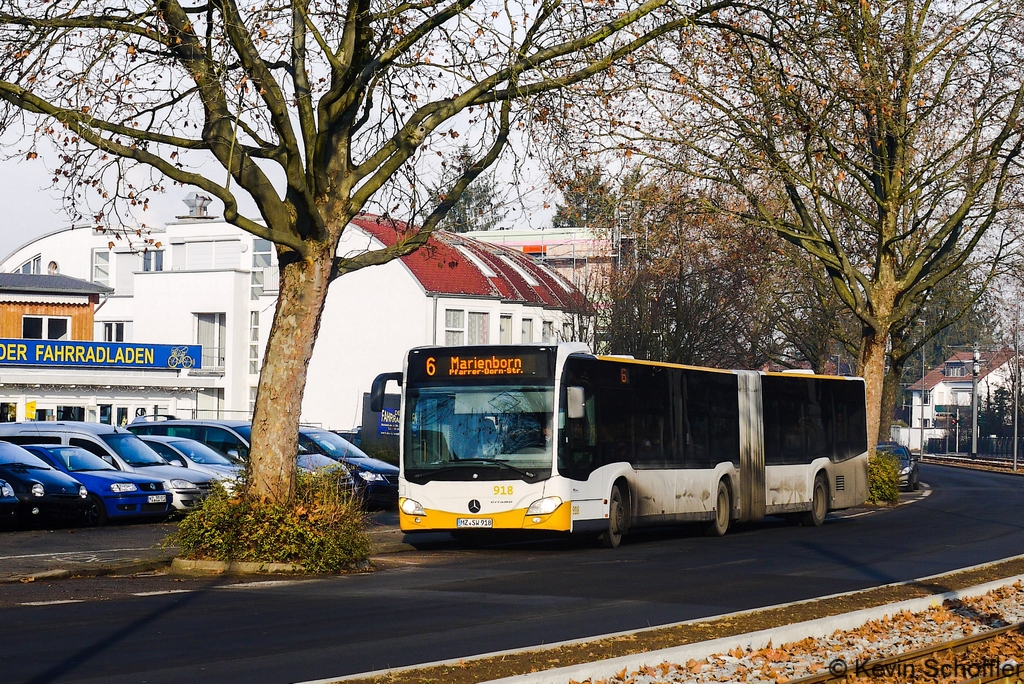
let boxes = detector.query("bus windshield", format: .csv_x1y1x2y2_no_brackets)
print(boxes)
404,385,554,482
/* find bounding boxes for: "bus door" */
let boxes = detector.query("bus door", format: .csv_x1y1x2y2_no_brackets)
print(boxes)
737,371,766,522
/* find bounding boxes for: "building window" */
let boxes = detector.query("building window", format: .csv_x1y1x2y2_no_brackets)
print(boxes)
0,403,15,422
116,407,128,427
542,321,555,343
142,251,164,272
563,322,573,342
249,311,260,374
521,318,534,343
91,250,110,286
196,313,226,368
251,239,273,300
22,316,70,340
249,386,258,416
945,365,965,377
445,309,465,346
922,390,931,406
98,405,112,425
57,406,85,421
103,322,125,342
468,312,489,345
500,315,513,344
19,255,41,274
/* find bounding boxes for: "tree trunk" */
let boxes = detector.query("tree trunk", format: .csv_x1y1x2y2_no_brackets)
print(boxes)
248,241,336,502
858,328,889,456
879,355,906,445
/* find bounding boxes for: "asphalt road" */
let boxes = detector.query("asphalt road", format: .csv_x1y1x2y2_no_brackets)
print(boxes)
4,464,1024,684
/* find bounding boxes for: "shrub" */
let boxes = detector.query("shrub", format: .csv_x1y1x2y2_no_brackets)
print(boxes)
868,451,901,505
171,470,371,573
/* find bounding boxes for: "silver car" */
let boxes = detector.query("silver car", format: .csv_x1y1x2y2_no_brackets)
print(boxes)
139,435,242,493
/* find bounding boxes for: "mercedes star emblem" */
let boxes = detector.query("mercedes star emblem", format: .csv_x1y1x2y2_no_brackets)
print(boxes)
468,499,481,513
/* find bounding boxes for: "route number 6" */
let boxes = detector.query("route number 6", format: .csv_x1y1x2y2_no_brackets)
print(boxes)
426,357,436,376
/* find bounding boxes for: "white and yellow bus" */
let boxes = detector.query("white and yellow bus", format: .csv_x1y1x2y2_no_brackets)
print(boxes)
373,343,868,548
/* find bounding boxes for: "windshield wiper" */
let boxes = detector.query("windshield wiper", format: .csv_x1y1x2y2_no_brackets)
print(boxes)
6,463,48,470
453,458,536,479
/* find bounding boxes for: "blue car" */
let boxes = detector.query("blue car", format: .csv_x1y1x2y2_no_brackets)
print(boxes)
299,428,399,508
23,445,171,525
0,442,89,527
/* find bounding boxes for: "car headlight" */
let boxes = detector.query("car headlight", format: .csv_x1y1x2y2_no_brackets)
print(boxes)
169,479,199,491
900,466,911,475
357,470,386,482
110,482,138,493
0,481,13,498
401,498,426,516
79,485,88,499
31,483,45,497
526,496,563,516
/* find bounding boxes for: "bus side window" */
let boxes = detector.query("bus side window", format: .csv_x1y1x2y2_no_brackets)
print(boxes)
634,366,668,469
596,386,633,467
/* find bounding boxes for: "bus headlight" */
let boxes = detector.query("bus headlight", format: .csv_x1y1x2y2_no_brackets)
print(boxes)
401,498,425,516
526,496,562,516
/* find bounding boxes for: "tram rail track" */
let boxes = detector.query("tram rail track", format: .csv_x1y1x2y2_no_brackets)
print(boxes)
789,621,1024,684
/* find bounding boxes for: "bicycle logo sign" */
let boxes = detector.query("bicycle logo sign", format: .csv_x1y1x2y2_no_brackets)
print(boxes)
167,346,196,369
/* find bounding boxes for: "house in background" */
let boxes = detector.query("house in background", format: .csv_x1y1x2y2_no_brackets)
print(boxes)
898,349,1016,452
1,199,585,430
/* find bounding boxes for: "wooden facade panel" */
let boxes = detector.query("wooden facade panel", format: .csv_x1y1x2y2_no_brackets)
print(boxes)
0,302,94,340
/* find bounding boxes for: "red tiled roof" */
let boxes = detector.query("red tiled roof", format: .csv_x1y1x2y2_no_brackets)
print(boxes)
349,215,582,308
908,349,1015,391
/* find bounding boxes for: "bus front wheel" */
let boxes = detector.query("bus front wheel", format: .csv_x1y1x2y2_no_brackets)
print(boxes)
705,480,731,537
601,485,628,548
802,475,828,527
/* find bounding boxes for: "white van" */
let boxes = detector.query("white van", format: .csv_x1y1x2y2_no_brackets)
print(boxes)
0,422,213,511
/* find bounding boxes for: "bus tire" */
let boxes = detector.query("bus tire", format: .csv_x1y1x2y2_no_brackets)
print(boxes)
601,485,628,548
802,474,828,527
705,480,731,537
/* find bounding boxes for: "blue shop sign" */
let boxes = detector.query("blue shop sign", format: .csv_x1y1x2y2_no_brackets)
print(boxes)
378,406,400,436
0,339,202,370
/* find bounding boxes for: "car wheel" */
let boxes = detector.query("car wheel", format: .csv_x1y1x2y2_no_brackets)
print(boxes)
802,474,828,527
84,495,108,527
601,485,628,548
705,480,731,537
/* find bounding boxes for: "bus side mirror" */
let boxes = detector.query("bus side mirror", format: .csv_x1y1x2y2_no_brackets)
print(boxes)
567,386,586,420
370,372,403,412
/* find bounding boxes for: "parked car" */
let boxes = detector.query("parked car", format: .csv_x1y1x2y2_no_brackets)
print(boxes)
0,478,20,529
0,422,214,512
129,419,354,476
0,441,89,527
877,442,920,491
138,436,243,491
299,428,399,508
21,445,170,525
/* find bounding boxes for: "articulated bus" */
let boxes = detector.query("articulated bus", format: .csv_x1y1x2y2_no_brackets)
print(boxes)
372,343,868,547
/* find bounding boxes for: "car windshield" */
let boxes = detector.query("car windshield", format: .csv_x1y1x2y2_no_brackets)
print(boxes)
298,453,343,471
302,430,370,461
878,446,911,466
100,434,168,466
0,447,51,469
47,447,117,472
167,440,235,466
404,385,554,476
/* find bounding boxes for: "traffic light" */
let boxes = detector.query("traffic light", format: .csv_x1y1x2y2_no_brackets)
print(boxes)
950,416,957,426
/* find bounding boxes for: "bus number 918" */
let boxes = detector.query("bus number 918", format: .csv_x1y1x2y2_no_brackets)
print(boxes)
493,485,513,496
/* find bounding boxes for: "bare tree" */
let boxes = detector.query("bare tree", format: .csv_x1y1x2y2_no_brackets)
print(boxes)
577,0,1024,444
0,0,732,502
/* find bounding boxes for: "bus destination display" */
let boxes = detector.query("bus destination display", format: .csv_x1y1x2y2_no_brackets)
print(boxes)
409,348,551,383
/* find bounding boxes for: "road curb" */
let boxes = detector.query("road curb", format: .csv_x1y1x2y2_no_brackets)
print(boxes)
0,557,172,584
171,558,306,574
481,573,1024,684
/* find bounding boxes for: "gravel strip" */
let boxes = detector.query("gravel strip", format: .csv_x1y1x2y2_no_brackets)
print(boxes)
588,583,1024,684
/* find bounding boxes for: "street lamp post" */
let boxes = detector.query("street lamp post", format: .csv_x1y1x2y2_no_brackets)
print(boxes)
920,332,926,456
971,347,981,459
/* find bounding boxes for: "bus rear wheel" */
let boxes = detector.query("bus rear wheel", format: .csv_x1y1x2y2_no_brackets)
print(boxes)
802,475,828,527
601,485,628,548
705,480,731,537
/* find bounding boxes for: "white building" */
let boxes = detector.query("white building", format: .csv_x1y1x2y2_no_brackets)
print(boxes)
1,202,582,429
897,349,1015,452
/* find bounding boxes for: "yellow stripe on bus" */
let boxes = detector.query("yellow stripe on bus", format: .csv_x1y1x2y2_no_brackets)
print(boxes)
399,501,572,532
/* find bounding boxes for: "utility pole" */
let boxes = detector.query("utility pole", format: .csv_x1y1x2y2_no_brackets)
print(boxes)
920,324,927,456
1015,311,1020,472
971,347,981,459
